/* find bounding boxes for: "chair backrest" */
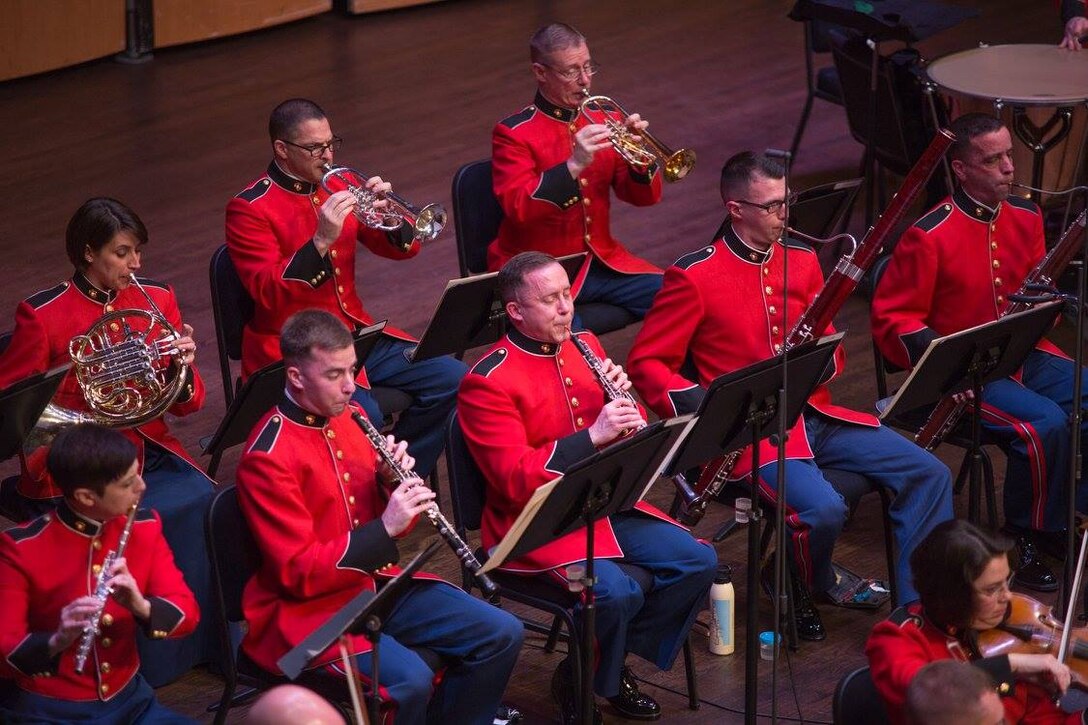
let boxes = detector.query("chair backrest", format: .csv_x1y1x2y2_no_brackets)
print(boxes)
451,159,504,277
209,245,255,405
829,30,932,176
444,410,488,536
833,666,889,725
205,484,262,625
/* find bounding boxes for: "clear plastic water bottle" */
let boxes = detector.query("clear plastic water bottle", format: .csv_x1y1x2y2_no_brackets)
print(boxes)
708,564,735,655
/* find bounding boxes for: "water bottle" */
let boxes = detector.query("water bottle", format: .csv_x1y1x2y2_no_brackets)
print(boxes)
708,564,735,655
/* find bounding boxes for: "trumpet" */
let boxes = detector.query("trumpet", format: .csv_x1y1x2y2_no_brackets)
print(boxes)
320,164,447,249
578,90,696,183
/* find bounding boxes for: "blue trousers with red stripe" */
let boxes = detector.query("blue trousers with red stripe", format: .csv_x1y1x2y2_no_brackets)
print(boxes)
980,350,1088,532
755,413,953,605
331,581,522,725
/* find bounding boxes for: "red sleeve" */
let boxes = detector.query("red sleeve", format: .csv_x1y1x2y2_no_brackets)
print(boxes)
457,372,595,517
628,266,705,418
492,123,580,225
865,619,935,717
0,301,53,389
0,531,40,679
610,154,663,209
871,226,940,370
158,285,205,416
236,449,393,600
355,223,421,261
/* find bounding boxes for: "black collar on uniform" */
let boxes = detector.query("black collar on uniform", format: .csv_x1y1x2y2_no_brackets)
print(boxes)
55,501,102,538
507,327,562,356
267,161,318,196
952,187,999,224
279,395,328,428
720,222,772,265
72,273,117,304
534,91,578,124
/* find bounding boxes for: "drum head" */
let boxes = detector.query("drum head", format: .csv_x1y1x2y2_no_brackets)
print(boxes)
927,44,1088,106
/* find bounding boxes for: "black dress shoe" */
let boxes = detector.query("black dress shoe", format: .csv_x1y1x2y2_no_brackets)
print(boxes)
1013,536,1059,592
606,666,661,721
551,658,603,725
761,562,826,642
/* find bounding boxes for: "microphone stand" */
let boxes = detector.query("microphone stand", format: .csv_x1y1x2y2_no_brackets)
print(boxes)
766,147,793,725
1010,182,1088,618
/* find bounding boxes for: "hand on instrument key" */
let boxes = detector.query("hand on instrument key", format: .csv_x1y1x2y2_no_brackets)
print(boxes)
567,124,612,177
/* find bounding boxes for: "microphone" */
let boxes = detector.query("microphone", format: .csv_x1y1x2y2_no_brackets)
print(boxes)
765,148,793,162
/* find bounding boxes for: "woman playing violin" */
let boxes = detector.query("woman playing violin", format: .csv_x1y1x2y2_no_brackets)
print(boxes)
866,519,1082,724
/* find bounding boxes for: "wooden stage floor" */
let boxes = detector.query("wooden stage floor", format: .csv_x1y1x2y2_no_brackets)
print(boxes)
0,1,1066,722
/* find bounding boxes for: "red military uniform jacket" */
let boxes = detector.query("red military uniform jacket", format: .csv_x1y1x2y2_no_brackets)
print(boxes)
489,92,662,291
458,328,680,573
866,604,1080,725
627,225,878,479
872,188,1064,371
0,274,204,500
235,397,443,673
0,504,197,702
225,161,419,381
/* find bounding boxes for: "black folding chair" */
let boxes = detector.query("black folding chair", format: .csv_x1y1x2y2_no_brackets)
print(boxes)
833,666,889,725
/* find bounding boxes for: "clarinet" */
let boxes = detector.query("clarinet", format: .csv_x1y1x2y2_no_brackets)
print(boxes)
349,410,498,598
74,501,139,674
569,334,645,431
914,207,1088,450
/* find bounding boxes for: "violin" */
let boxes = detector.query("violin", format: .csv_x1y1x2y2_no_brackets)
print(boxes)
977,592,1088,691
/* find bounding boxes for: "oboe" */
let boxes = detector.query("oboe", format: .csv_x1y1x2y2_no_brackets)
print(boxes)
74,500,140,674
349,410,498,598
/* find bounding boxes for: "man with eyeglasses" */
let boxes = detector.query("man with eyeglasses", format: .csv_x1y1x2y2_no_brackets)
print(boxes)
872,113,1088,594
628,151,952,641
489,22,665,327
225,98,466,480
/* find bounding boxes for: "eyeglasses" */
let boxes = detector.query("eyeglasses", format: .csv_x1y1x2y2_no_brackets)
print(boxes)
734,193,798,216
281,136,343,158
542,61,601,81
973,574,1014,599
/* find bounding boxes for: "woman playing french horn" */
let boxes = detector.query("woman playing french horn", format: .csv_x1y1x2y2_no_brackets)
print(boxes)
0,197,217,686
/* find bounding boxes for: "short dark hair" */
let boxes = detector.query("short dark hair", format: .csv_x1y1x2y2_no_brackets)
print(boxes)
529,23,586,64
65,198,148,271
719,151,785,204
48,424,138,498
269,98,327,144
497,251,562,304
280,309,354,367
910,519,1014,630
906,660,995,725
949,113,1006,162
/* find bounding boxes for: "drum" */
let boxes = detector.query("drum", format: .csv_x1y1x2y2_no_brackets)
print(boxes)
925,44,1088,201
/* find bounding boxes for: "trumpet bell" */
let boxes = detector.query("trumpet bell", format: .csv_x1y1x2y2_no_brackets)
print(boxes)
411,203,447,243
663,149,697,183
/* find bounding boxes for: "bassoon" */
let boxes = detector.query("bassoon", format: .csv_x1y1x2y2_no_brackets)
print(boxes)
913,206,1087,450
677,129,956,525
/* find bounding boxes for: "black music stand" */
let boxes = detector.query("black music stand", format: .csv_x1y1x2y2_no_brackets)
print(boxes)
202,322,386,476
880,302,1062,523
482,417,690,725
0,364,69,462
410,254,588,362
277,540,442,724
662,335,841,725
